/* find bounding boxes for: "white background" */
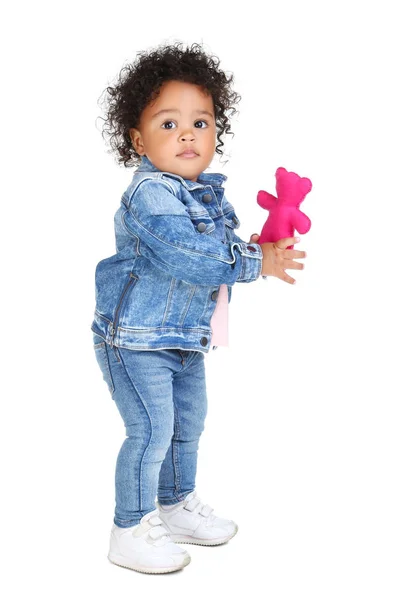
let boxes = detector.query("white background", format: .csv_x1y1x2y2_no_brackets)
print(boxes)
2,0,399,598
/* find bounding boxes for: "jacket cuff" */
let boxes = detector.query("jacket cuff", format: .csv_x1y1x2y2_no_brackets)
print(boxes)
232,242,263,282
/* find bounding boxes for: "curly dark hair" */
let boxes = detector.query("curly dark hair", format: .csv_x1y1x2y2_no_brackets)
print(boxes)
96,41,241,168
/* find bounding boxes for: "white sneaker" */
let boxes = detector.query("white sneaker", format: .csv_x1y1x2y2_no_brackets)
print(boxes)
156,491,239,546
108,508,191,574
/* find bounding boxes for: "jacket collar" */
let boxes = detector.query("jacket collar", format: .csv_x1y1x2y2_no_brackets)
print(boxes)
136,155,227,190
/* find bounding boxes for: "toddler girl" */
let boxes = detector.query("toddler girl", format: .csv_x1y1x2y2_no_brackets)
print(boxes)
91,41,306,575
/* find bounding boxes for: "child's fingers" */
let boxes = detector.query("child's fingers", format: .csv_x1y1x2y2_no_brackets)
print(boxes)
276,236,300,249
284,249,307,259
278,269,296,284
249,233,260,242
283,260,305,270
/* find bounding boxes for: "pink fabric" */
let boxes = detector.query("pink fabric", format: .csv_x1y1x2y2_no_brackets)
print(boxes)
210,283,229,347
257,166,312,249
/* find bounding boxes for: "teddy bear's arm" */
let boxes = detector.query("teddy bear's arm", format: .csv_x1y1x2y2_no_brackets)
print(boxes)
291,210,311,234
257,190,277,210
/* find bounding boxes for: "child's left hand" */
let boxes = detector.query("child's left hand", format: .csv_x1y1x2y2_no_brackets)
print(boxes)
249,233,260,243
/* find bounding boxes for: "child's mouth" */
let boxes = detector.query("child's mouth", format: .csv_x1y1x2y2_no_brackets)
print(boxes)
177,150,199,158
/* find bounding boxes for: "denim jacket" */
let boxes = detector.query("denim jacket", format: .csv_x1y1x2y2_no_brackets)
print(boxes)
91,155,263,353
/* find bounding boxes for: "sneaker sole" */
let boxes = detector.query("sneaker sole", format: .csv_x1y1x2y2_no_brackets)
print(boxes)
108,552,191,574
168,527,238,546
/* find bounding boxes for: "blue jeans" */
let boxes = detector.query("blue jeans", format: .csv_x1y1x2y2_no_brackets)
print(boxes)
92,333,208,528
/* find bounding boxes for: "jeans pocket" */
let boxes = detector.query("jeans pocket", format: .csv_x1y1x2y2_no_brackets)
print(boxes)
93,333,115,394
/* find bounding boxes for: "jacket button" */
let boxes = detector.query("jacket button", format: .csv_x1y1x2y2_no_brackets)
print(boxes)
197,222,207,233
232,216,239,224
211,290,219,301
247,245,257,252
202,193,212,203
200,336,208,346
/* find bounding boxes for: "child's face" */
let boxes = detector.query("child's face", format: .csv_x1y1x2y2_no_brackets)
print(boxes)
129,80,217,182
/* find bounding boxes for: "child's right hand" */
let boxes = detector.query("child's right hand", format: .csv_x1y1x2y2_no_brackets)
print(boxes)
259,237,306,284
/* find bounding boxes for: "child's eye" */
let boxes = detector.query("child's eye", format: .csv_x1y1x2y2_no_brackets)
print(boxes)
160,120,208,130
161,121,176,129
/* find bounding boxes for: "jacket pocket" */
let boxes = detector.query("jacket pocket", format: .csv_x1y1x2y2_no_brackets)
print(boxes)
93,333,115,394
188,211,216,235
223,209,241,242
110,272,139,347
224,210,241,230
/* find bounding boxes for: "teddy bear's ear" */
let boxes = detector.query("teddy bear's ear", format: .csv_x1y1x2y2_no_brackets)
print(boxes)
300,177,312,195
275,167,287,177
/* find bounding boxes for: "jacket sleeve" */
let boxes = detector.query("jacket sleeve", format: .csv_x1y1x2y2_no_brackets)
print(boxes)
221,193,268,281
230,227,267,282
230,230,248,245
122,179,263,286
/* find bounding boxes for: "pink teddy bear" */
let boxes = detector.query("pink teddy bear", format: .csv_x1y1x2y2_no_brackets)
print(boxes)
257,167,312,250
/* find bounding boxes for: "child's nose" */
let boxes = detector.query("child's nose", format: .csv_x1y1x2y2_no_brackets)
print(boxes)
179,130,195,142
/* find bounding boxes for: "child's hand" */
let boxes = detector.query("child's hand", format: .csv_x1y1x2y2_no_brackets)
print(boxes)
259,236,306,284
249,233,260,243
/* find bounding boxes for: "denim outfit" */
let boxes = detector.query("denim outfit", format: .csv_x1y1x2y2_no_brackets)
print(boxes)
91,155,263,353
91,156,264,527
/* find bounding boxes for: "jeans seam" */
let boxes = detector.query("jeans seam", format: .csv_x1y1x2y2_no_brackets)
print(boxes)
116,348,154,514
172,404,182,501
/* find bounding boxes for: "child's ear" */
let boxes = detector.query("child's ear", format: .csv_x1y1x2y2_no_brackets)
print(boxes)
129,128,144,155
